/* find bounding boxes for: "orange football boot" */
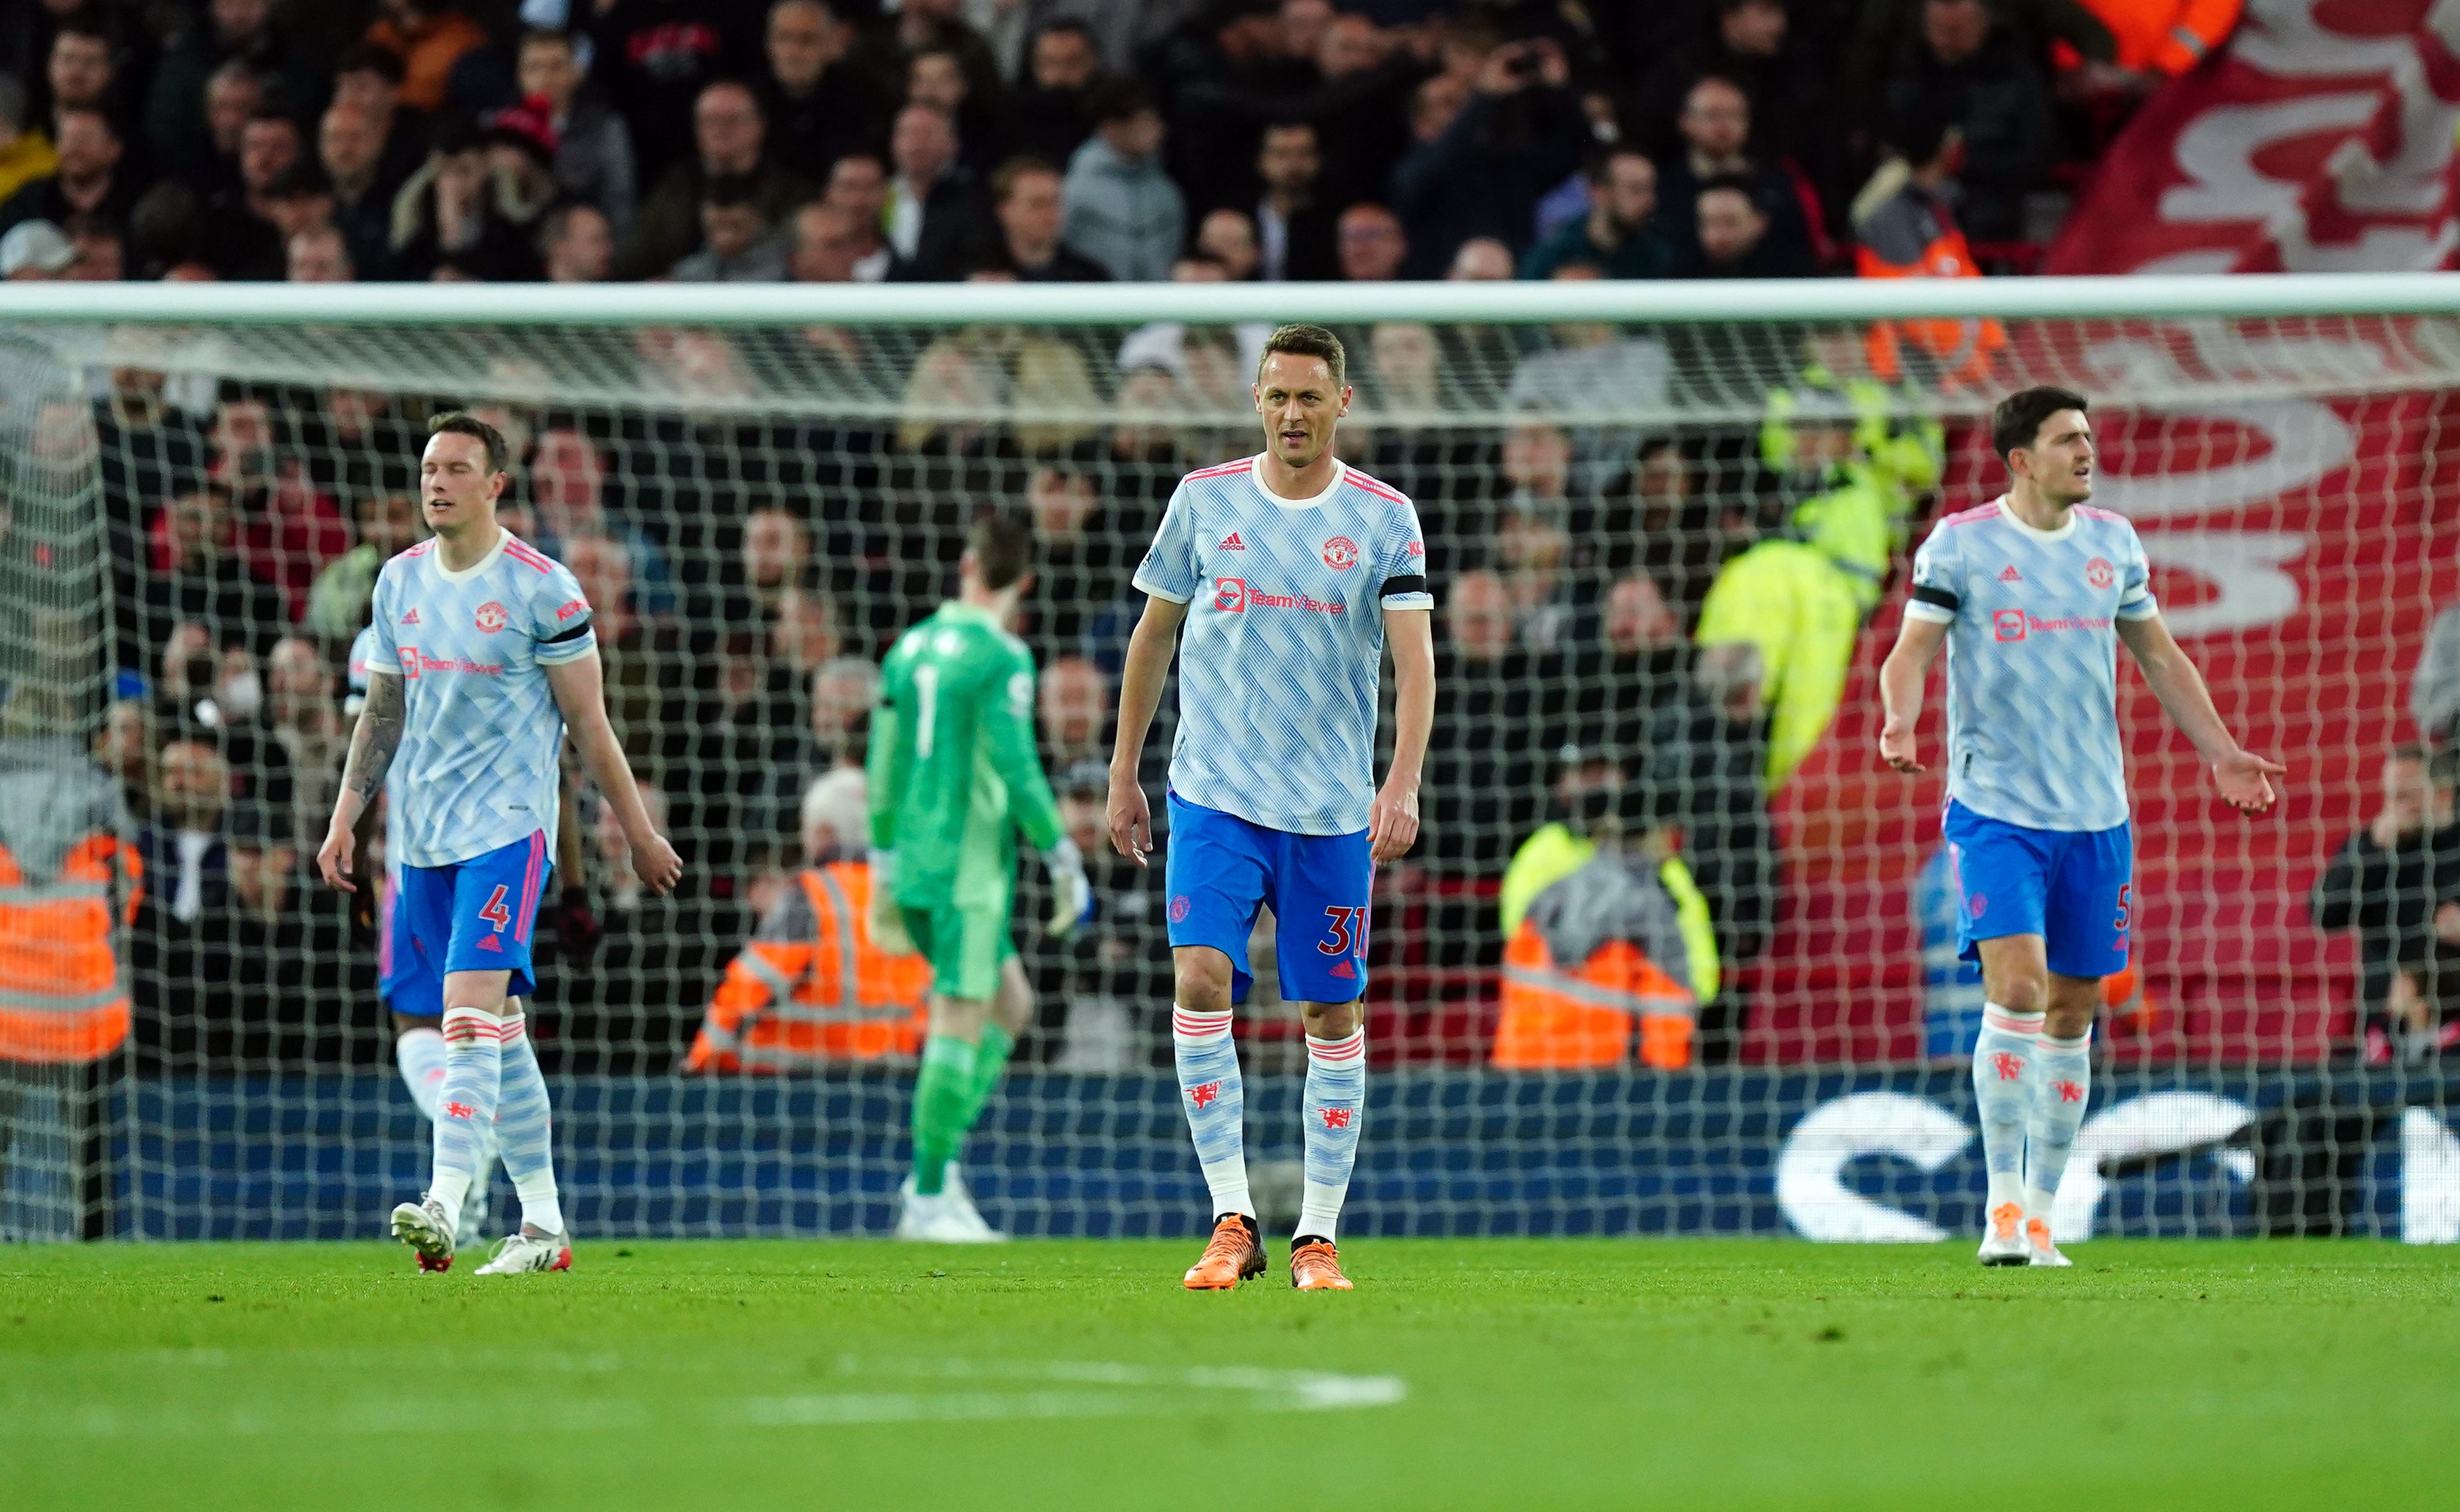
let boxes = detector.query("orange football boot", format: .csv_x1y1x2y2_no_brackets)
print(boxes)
1184,1213,1266,1290
1288,1239,1353,1291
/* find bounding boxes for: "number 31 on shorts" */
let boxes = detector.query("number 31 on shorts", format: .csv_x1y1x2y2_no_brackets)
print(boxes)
1318,906,1367,957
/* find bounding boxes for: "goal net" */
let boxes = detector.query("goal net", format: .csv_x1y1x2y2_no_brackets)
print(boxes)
5,278,2457,1244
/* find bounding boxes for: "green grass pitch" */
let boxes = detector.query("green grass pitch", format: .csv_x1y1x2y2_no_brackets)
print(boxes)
4,1239,2454,1511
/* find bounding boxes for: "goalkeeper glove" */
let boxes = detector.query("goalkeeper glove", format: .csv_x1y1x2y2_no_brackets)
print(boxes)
1044,837,1092,939
867,849,916,956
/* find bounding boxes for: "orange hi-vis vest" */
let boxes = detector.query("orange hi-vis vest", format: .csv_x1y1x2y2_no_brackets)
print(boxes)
1494,919,1697,1071
0,834,137,1065
2071,0,2241,75
1854,189,2006,388
687,861,931,1072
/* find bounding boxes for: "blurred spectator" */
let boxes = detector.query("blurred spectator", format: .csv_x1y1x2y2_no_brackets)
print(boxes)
769,585,844,686
1308,6,1418,214
1039,655,1109,771
1883,0,2054,243
1425,569,1550,878
0,107,135,236
320,101,396,279
138,734,232,932
589,0,752,188
809,654,878,771
1251,119,1336,280
1492,491,1577,653
1142,0,1308,217
1560,574,1688,755
1195,206,1259,279
305,489,423,640
1445,235,1512,280
787,199,862,282
1692,476,1867,793
1336,200,1405,280
1848,0,2113,126
1650,640,1778,983
525,426,677,615
2072,0,2241,85
1521,147,1672,280
390,114,543,282
1852,105,2006,386
1504,274,1671,486
193,110,301,279
852,0,1001,122
758,0,882,184
147,1,317,191
1656,75,1821,271
364,1,490,115
1063,80,1181,282
2313,745,2460,1064
61,210,118,278
736,506,811,623
621,80,813,282
881,102,987,280
671,172,788,280
515,27,636,234
989,154,1108,280
1038,759,1166,1071
1678,179,1816,278
1634,0,1833,178
286,224,351,282
0,72,59,207
265,633,344,857
994,18,1104,169
142,489,290,656
93,697,153,820
205,393,348,618
539,200,613,282
819,150,895,279
684,766,931,1072
1390,38,1588,279
1493,745,1711,1070
561,531,668,762
907,47,994,177
333,44,435,201
45,22,124,138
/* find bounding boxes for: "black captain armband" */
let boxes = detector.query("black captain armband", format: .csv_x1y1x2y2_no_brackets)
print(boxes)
1909,584,1960,613
540,616,595,644
1381,574,1428,600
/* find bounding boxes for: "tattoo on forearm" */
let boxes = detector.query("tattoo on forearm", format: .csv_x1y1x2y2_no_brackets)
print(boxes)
341,675,406,804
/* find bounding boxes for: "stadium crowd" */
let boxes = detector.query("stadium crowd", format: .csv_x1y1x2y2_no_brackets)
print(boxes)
0,0,2260,1076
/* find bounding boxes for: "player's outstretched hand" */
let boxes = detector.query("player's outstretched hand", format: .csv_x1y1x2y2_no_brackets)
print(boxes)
867,877,916,957
316,822,356,892
629,827,684,895
1368,783,1420,863
1107,771,1151,867
2213,748,2288,814
1878,719,1924,774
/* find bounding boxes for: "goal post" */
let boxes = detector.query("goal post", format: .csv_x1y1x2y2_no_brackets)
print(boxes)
3,274,2456,1243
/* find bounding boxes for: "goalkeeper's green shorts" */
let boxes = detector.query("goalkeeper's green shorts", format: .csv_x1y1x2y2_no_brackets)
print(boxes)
900,896,1016,1003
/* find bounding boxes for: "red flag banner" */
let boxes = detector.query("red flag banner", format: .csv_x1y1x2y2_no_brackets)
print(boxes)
2043,0,2460,274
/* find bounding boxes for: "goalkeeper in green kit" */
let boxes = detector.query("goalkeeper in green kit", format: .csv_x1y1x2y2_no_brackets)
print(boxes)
869,513,1092,1242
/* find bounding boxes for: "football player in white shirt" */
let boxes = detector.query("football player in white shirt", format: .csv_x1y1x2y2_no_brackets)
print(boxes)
1107,324,1437,1292
318,413,681,1275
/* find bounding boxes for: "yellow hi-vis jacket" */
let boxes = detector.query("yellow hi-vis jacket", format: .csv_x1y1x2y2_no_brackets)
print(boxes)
1494,825,1714,1070
0,832,137,1065
686,861,931,1072
1694,537,1866,794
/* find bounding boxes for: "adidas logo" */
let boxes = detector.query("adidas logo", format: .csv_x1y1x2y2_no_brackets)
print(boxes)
1329,959,1356,979
1219,532,1246,551
401,608,421,624
476,934,503,952
1998,565,2022,582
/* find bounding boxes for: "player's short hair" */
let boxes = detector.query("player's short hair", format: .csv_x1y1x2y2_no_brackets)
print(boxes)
428,411,510,474
968,510,1035,591
1257,323,1346,390
1992,385,2090,462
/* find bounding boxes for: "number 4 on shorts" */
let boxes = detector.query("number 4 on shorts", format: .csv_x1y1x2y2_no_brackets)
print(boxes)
478,885,513,933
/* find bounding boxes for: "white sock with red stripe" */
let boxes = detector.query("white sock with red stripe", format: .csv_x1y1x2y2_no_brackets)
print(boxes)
427,1006,507,1220
493,1012,564,1236
2024,1028,2092,1226
396,1027,447,1122
1971,1002,2042,1218
1171,1005,1251,1219
1298,1028,1366,1244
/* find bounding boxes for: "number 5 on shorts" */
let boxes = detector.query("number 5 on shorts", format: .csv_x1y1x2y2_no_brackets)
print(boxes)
479,885,513,934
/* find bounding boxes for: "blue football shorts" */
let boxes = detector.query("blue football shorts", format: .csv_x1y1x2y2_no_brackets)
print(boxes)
388,830,555,1005
1164,791,1372,1005
1943,799,2131,981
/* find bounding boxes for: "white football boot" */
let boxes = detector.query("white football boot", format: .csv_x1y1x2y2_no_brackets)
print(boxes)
2025,1216,2073,1268
474,1227,573,1275
896,1177,1001,1243
940,1163,1007,1242
1977,1200,2030,1266
392,1197,455,1273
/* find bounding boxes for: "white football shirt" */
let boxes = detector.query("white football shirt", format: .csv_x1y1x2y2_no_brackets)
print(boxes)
1133,456,1432,835
1904,498,2158,833
366,528,596,868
